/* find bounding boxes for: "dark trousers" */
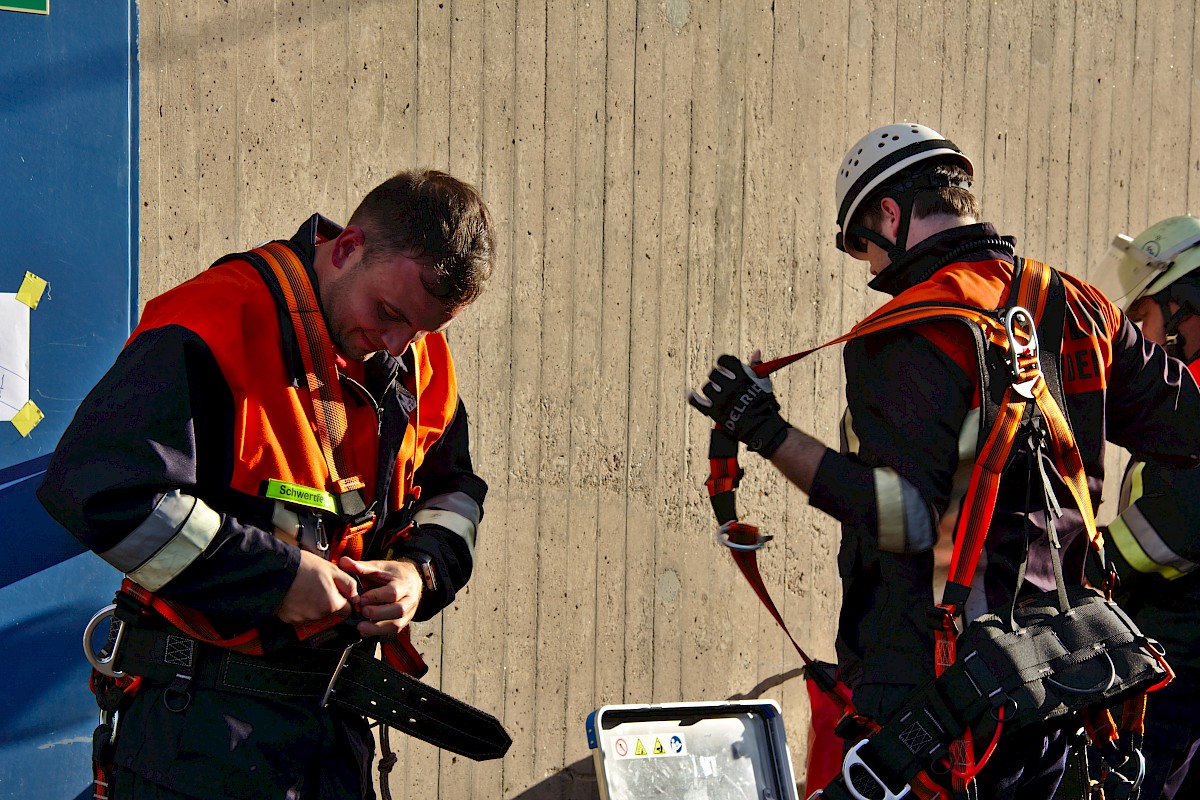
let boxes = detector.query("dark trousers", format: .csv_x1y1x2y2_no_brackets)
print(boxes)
108,678,376,800
110,769,205,800
1139,674,1200,800
971,725,1069,800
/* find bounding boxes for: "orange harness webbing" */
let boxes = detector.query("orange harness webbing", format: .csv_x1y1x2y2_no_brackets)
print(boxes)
116,243,362,654
257,240,366,502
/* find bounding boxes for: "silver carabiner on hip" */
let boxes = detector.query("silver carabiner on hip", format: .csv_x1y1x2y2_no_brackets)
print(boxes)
83,604,127,678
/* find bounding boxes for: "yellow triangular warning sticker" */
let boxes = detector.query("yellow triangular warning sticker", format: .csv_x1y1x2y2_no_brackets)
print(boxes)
654,738,665,755
634,739,647,756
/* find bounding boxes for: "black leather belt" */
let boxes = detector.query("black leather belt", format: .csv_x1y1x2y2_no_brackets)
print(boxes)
113,624,511,761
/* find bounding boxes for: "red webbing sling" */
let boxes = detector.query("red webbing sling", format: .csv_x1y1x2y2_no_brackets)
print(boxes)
706,259,1103,796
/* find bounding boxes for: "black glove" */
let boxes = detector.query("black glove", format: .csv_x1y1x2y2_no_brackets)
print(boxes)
688,354,791,457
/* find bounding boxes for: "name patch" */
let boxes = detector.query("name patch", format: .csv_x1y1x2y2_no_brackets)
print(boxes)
264,479,338,514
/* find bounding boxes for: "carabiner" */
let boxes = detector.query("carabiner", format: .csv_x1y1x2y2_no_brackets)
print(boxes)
83,604,127,678
1004,306,1041,399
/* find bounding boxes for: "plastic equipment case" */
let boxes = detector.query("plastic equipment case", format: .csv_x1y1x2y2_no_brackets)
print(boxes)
586,700,800,800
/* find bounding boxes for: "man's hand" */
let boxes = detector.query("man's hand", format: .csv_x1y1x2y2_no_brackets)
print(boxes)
340,556,424,639
688,353,791,457
275,549,359,624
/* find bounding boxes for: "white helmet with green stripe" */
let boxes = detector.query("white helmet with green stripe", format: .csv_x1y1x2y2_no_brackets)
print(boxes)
1095,215,1200,311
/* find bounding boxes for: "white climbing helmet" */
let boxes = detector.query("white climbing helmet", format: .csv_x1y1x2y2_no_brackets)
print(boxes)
835,123,974,251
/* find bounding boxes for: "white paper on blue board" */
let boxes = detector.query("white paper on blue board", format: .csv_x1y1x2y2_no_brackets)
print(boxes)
0,292,31,422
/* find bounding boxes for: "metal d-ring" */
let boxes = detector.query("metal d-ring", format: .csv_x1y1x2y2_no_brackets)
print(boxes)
715,521,773,551
990,695,1018,722
1045,650,1117,696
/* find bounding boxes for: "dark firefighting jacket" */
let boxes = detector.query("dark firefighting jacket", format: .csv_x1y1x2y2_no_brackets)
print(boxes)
37,214,486,636
806,223,1200,719
1105,357,1200,674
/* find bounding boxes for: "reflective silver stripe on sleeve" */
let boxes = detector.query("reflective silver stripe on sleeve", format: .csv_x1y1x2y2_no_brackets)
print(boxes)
1109,461,1198,579
98,490,223,592
942,408,981,522
873,467,935,554
413,491,480,558
1114,502,1198,578
957,407,981,462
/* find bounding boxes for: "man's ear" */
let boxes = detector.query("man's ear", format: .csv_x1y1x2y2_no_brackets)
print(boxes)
879,197,902,242
331,226,367,270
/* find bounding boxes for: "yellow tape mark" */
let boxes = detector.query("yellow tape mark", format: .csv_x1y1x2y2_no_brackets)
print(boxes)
16,272,47,309
11,400,43,436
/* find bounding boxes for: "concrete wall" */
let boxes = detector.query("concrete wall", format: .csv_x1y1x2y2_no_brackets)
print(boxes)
139,1,1199,797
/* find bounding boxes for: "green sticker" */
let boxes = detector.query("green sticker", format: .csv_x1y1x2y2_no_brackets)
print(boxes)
265,479,338,514
1,1,50,14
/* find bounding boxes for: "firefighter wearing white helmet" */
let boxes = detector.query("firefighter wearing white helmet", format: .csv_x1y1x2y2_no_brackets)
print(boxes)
833,123,986,295
1096,214,1200,362
1094,216,1200,800
691,122,1200,800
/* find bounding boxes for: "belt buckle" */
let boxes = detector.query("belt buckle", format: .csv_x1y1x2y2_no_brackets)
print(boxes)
320,640,359,709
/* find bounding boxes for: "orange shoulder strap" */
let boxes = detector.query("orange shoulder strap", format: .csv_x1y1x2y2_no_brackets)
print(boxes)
252,241,366,503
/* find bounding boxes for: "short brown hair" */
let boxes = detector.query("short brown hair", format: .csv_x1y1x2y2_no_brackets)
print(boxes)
349,169,496,308
854,161,978,232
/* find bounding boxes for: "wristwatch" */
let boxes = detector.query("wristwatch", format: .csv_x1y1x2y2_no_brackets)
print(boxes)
405,552,438,593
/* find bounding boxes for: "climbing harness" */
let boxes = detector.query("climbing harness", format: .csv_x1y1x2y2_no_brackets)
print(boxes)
705,259,1169,800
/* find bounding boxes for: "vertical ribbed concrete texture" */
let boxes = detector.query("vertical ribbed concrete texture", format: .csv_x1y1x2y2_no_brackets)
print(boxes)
139,1,1197,796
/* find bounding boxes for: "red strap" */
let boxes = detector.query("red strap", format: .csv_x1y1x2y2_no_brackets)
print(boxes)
1121,694,1147,736
705,456,742,496
1084,707,1120,745
728,540,868,726
945,386,1027,588
122,578,343,655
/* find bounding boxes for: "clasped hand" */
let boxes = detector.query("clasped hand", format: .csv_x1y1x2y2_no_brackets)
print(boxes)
276,549,424,639
688,353,791,457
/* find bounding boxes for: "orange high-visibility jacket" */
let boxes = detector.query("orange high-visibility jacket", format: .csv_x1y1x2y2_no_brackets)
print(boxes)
39,215,485,638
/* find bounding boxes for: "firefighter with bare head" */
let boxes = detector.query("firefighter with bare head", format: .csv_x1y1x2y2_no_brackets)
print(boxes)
39,170,497,798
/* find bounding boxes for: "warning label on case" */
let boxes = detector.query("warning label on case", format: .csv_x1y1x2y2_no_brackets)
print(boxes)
611,733,687,759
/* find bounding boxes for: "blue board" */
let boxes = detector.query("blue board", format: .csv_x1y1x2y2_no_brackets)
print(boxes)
0,3,138,798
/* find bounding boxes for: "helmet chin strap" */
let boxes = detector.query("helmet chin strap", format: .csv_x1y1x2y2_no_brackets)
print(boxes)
843,166,973,265
1159,298,1194,361
846,194,916,268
